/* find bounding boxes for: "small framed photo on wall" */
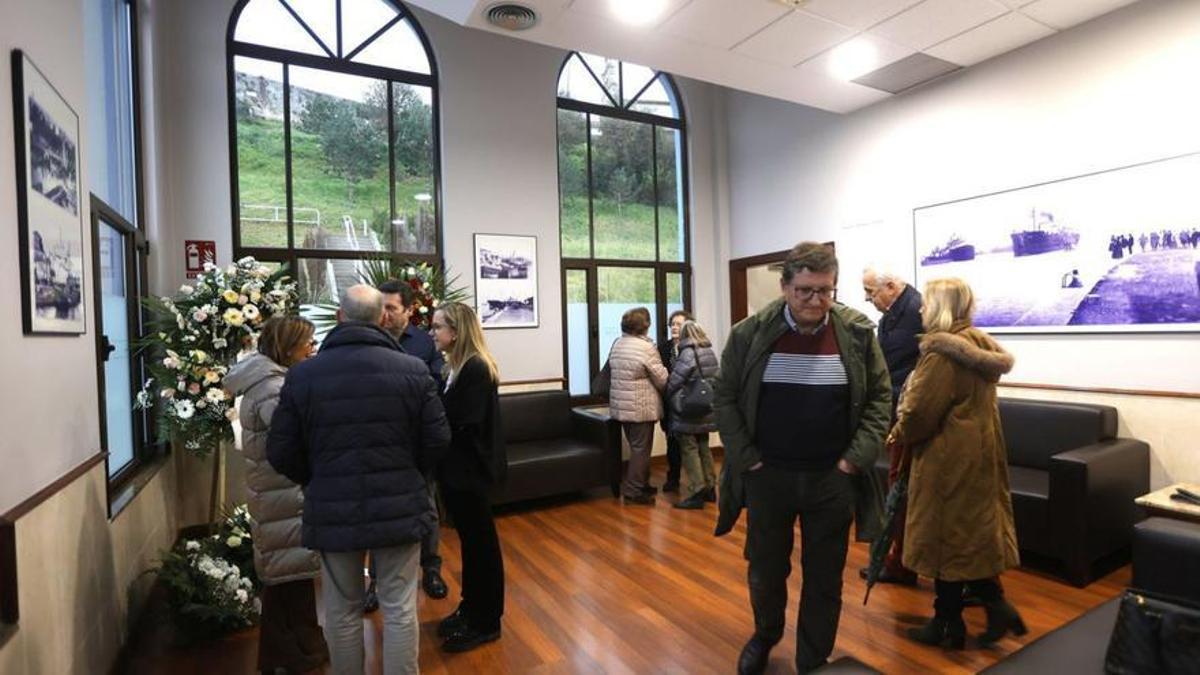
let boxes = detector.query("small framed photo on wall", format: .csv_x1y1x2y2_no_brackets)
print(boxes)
473,234,538,329
12,50,86,335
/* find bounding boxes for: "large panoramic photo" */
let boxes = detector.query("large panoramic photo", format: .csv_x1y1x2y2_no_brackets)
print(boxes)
913,153,1200,333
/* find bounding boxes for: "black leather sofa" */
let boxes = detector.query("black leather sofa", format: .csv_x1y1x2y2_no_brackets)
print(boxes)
982,517,1200,673
490,389,623,505
875,397,1150,586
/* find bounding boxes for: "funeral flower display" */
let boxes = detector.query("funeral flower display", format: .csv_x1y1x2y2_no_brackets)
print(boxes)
135,257,297,456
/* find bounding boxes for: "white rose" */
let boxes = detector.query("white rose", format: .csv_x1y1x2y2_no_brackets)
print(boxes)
236,588,248,603
226,535,242,548
192,310,208,323
418,306,428,314
185,540,200,551
238,294,248,305
179,284,194,295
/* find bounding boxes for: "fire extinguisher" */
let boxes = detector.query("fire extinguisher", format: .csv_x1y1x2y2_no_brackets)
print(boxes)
186,243,199,271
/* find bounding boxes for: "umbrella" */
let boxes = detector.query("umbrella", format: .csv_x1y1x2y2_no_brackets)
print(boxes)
863,440,909,606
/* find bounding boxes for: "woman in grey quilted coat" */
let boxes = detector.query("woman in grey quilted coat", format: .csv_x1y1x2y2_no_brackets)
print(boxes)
224,316,328,673
608,307,668,504
665,320,720,510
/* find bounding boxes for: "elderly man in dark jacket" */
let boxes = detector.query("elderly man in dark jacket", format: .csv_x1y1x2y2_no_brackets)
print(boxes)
268,284,450,675
860,267,923,586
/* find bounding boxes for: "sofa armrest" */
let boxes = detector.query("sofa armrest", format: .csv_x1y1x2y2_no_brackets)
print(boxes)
571,408,623,488
1049,438,1149,584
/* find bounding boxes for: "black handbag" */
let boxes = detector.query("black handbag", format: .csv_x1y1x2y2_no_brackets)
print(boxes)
673,345,714,420
590,359,611,397
1105,588,1200,674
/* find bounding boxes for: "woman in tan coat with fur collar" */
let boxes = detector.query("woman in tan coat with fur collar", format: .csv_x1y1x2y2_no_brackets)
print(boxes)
608,307,669,504
888,278,1025,650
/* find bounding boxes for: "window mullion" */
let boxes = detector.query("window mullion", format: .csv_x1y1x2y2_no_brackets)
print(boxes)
283,63,294,250
586,112,595,259
387,81,396,255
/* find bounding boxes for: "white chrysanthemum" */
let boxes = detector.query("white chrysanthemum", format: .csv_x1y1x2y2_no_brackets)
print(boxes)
174,399,195,420
205,388,227,403
223,308,245,327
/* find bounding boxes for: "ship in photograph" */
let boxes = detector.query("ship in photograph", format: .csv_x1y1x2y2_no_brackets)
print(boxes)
32,230,82,319
1011,209,1080,256
921,235,976,265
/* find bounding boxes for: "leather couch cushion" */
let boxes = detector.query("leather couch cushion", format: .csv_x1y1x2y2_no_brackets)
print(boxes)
999,399,1118,470
506,438,604,467
1008,465,1050,554
500,390,571,443
1133,518,1200,603
980,597,1118,673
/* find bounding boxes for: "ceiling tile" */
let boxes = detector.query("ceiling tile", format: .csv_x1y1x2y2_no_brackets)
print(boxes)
870,0,1009,50
925,11,1055,66
732,10,856,66
797,32,914,77
852,52,962,93
1019,0,1140,31
802,0,925,30
661,0,791,50
567,0,694,28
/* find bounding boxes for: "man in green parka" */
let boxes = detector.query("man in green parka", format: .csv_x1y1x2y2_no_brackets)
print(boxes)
714,242,890,675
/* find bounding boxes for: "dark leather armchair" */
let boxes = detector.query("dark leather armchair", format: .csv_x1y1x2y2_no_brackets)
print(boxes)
490,390,622,505
1000,398,1149,586
874,397,1150,586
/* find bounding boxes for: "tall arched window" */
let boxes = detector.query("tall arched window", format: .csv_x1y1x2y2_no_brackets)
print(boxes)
227,0,439,306
557,52,690,397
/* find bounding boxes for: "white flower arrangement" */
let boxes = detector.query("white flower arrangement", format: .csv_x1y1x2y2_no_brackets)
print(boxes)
136,257,297,457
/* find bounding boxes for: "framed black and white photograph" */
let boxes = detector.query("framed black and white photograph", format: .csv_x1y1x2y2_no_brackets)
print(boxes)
474,233,538,329
914,152,1200,334
12,50,86,335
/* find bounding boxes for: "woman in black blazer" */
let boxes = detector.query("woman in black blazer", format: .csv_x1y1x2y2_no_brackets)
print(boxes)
429,302,506,653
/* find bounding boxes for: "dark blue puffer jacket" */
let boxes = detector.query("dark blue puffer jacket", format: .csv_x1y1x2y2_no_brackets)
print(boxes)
266,322,451,552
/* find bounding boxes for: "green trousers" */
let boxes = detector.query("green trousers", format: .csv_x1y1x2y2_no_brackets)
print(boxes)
677,433,716,498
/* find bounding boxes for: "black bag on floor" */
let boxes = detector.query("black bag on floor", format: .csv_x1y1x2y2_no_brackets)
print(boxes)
1104,588,1200,674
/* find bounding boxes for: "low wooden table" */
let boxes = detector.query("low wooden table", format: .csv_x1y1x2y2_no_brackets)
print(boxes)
1135,483,1200,524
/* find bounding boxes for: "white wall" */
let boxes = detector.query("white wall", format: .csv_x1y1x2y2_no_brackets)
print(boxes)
724,0,1200,486
151,2,731,386
0,0,101,513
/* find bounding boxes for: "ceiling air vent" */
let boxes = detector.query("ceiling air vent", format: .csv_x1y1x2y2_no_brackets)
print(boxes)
485,3,538,31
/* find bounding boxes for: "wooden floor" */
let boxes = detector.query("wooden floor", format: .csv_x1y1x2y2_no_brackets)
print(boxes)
125,461,1128,674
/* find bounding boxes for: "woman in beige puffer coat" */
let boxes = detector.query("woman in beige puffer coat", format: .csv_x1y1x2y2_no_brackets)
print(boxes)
224,316,328,672
608,307,668,504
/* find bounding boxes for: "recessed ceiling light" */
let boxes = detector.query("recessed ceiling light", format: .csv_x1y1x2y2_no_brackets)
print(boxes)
828,39,878,82
609,0,668,26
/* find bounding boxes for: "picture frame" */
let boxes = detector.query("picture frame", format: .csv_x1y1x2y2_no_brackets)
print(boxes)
473,233,538,329
913,152,1200,334
12,50,87,335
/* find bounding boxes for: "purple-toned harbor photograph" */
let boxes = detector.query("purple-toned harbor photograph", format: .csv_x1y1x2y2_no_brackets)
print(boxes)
914,153,1200,333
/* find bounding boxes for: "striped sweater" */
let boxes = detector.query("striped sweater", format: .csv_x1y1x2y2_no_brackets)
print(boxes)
754,318,849,470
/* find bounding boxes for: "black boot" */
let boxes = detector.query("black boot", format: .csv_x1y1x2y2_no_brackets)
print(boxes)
736,635,775,675
673,493,705,510
906,616,966,650
437,606,469,638
978,598,1028,646
423,568,449,599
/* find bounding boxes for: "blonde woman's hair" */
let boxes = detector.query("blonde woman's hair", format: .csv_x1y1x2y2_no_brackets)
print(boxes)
921,278,975,333
679,320,711,348
437,302,499,383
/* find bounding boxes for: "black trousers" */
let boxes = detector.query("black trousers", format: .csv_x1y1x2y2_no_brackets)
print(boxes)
744,466,855,671
665,432,681,486
442,483,505,633
934,578,1002,620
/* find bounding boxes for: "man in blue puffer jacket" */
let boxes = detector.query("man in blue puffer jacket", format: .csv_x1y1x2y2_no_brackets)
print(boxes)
268,284,450,675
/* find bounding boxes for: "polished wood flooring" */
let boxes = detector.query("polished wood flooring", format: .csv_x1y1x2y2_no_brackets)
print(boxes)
125,460,1128,674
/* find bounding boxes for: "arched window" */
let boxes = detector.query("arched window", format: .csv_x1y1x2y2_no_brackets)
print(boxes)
227,0,439,306
557,52,690,397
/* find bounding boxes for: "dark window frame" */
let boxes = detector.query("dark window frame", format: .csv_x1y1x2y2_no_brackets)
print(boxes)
225,0,444,279
89,0,162,512
90,195,157,514
556,53,692,401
